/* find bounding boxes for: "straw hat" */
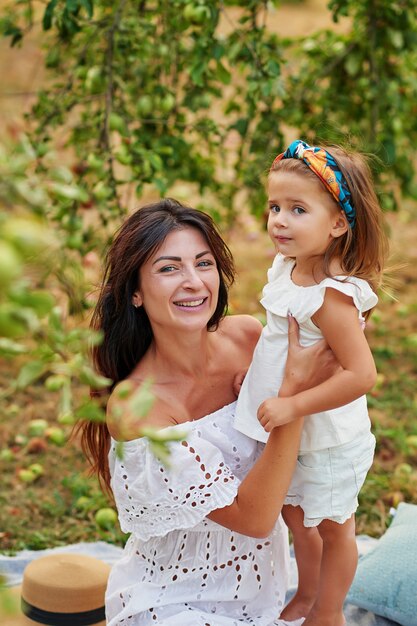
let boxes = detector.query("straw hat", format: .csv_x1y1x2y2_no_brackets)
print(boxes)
1,553,111,625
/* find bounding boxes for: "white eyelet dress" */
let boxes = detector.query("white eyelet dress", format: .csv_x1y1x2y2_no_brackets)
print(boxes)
105,402,301,626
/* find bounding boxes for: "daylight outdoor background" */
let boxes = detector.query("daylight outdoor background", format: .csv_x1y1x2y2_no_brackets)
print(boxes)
1,0,417,555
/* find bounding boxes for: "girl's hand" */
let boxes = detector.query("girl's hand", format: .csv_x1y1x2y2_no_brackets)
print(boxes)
257,397,297,431
281,314,341,397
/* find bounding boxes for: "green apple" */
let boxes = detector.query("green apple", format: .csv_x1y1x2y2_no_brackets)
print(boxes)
0,448,14,462
46,427,66,446
406,435,417,449
27,419,48,437
85,66,104,94
183,3,210,24
75,496,92,512
160,93,175,114
109,112,126,133
95,507,118,530
394,462,413,477
28,463,44,477
18,468,37,483
136,95,153,117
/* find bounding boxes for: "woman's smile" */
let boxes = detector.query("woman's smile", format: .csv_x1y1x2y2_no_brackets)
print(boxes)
135,228,220,329
173,297,207,308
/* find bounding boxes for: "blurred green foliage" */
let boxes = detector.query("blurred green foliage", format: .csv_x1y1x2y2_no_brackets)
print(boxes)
1,0,417,511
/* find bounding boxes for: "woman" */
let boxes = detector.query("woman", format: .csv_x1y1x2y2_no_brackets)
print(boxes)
80,198,336,625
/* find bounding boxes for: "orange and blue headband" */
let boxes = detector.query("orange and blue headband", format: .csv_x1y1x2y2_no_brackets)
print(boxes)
271,139,356,228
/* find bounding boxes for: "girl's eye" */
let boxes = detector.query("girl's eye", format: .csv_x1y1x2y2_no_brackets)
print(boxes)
270,204,280,213
293,206,306,215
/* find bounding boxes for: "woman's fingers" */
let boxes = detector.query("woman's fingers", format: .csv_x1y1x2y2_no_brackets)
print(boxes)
287,313,300,349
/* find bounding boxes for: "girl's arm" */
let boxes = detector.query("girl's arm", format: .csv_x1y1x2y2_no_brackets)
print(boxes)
207,315,338,537
258,288,376,431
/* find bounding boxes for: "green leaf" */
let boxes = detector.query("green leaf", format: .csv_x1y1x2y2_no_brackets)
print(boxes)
17,360,46,389
216,61,231,85
43,0,58,31
190,64,205,87
75,402,106,423
231,118,249,137
9,290,55,316
0,338,28,356
49,307,64,333
79,366,112,388
128,379,155,418
49,182,89,202
148,153,163,171
66,0,80,12
80,0,94,18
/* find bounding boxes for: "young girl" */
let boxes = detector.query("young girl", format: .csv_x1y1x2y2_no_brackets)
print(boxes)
234,140,388,626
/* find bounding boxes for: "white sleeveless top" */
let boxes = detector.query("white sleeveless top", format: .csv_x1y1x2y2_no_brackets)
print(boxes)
106,402,302,626
234,254,377,453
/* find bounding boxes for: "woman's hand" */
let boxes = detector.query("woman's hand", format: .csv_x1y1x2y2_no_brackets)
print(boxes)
280,314,341,397
233,369,247,397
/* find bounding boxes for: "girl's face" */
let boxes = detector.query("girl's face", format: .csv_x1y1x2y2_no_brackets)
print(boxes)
267,170,347,261
133,227,220,333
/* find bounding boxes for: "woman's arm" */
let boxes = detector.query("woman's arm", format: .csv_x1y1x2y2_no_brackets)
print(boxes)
258,289,376,431
207,315,338,537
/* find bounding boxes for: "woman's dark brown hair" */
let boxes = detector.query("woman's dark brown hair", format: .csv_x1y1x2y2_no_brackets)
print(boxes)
78,198,235,490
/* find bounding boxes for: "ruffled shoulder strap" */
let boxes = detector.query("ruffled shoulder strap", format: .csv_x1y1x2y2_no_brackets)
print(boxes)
292,276,378,323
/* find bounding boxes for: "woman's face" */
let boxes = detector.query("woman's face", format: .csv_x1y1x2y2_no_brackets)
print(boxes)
133,227,220,333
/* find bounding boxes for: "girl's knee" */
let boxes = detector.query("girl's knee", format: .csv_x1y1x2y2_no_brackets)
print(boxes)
317,516,355,542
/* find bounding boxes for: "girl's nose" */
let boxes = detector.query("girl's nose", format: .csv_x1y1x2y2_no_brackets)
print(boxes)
271,211,287,228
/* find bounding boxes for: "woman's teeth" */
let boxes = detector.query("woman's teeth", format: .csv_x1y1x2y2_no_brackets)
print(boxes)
175,299,205,307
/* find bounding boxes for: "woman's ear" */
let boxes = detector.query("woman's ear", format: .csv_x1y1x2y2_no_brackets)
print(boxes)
132,291,142,308
331,212,349,239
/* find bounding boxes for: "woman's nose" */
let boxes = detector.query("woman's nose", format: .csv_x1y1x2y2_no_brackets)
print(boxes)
181,266,203,287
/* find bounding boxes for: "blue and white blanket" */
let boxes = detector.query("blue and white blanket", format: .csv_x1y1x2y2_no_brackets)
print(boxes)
0,537,398,625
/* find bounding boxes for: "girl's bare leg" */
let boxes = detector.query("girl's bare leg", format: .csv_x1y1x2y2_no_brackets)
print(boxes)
279,504,323,621
302,515,356,626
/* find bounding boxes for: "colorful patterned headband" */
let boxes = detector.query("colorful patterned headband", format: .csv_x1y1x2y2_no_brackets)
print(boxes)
271,139,356,228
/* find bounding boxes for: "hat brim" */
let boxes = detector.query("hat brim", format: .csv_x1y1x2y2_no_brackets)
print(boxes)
1,587,106,626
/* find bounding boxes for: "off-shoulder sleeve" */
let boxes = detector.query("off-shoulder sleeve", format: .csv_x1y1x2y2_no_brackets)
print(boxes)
109,428,239,542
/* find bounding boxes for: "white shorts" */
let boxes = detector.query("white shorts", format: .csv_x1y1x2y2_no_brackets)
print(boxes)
284,431,376,527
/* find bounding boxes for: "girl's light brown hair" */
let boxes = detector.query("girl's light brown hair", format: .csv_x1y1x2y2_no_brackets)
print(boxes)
269,145,389,304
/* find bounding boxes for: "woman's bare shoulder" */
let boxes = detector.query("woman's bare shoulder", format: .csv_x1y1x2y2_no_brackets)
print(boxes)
106,380,174,441
221,315,262,339
220,314,263,348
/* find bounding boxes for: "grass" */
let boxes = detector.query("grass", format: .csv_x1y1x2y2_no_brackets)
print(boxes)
1,208,417,554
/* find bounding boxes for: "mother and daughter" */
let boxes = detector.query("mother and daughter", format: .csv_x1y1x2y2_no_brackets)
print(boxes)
79,140,387,625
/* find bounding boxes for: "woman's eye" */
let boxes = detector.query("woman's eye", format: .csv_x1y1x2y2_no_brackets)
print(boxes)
293,206,306,215
197,259,214,268
159,265,177,273
270,204,280,213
